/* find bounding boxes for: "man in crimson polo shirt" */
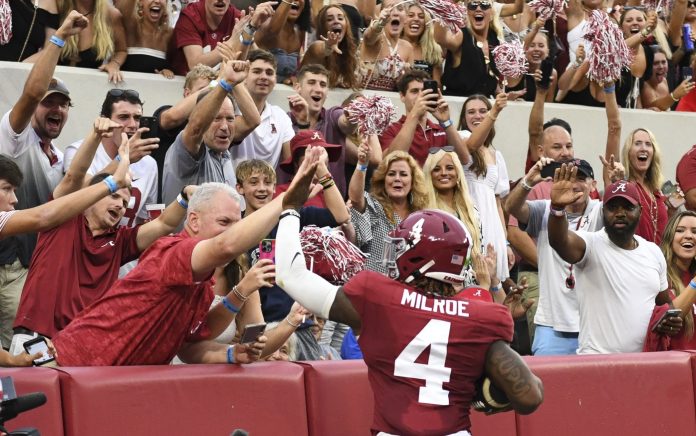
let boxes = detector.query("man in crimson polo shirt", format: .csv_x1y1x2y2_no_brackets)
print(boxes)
379,70,469,167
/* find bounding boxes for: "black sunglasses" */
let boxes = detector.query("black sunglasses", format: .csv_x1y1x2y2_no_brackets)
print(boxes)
107,89,140,99
429,146,455,154
623,6,646,11
467,1,492,11
688,1,696,6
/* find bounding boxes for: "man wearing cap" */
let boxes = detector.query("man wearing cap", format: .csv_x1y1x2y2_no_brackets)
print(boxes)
162,58,261,206
274,130,342,208
548,165,670,354
507,158,603,355
0,11,87,347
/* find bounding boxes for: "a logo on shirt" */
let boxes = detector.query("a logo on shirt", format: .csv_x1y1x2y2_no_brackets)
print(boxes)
311,131,321,140
100,241,115,248
271,123,277,134
433,131,446,137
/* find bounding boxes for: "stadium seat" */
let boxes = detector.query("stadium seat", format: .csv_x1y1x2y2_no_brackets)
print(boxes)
0,367,63,436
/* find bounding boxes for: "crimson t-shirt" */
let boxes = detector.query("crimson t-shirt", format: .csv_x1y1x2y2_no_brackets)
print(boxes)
170,1,242,75
379,116,447,166
342,270,513,435
53,232,214,366
14,214,141,337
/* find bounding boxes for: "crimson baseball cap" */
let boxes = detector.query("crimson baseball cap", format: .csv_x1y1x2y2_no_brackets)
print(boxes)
603,180,640,206
279,130,341,173
42,77,71,101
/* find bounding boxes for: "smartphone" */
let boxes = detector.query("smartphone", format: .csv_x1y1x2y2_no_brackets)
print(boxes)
239,322,267,344
422,79,439,96
652,308,682,332
661,180,677,196
682,66,694,82
661,180,686,209
23,336,55,366
539,58,554,89
139,116,158,140
259,239,275,263
539,161,564,179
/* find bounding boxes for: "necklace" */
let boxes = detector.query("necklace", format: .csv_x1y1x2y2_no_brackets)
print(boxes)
636,184,658,242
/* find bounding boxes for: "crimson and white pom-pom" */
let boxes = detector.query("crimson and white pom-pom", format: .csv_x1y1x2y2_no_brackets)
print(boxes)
300,226,367,285
528,0,567,21
0,0,12,46
641,0,659,10
492,40,528,78
582,10,632,83
347,95,396,136
416,0,466,32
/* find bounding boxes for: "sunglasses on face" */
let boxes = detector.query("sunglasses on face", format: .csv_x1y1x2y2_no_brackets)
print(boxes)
107,89,140,99
429,146,455,154
688,1,696,7
467,1,492,11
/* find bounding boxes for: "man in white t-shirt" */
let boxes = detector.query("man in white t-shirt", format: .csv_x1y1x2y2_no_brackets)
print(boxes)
507,158,604,355
548,167,670,354
231,49,294,172
64,89,160,227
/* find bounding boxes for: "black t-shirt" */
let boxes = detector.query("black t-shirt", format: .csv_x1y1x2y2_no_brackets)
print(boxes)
442,28,499,97
152,104,187,202
0,0,59,62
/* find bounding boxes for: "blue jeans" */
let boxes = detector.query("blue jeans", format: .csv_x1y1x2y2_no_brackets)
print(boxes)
532,325,579,356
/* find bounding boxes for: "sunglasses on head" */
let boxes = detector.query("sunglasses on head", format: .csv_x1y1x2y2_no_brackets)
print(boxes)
107,89,140,99
429,146,455,154
688,1,696,6
623,6,646,11
467,1,492,11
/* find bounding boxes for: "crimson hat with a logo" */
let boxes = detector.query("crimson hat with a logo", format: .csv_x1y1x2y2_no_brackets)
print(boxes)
279,130,342,173
603,180,640,206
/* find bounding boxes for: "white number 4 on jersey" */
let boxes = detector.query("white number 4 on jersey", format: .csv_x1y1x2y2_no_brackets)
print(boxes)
393,319,453,405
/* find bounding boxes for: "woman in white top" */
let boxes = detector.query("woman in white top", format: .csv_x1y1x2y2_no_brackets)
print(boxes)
457,93,511,281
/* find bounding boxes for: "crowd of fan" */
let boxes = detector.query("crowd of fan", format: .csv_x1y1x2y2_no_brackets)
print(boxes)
0,0,695,367
1,0,696,109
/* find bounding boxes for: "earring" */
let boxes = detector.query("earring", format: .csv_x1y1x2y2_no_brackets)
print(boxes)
136,0,143,19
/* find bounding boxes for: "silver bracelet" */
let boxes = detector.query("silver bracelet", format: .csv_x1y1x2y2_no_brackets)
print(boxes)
521,178,533,191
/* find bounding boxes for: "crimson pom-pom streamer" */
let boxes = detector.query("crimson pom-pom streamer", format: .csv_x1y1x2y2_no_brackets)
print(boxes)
300,226,367,285
0,0,12,45
346,95,396,136
492,39,528,80
528,0,567,21
412,0,466,32
582,10,632,83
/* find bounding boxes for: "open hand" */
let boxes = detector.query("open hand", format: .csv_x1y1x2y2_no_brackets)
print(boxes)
550,163,582,209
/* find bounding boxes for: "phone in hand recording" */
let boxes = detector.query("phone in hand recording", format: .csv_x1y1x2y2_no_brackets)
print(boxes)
539,58,554,89
239,322,267,344
422,79,439,96
652,308,682,332
259,239,276,264
661,180,685,209
139,116,158,140
682,67,694,83
23,336,55,366
539,161,564,179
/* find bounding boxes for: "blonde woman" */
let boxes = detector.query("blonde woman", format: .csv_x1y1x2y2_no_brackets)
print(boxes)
401,3,443,83
116,0,174,78
58,0,127,83
349,149,428,274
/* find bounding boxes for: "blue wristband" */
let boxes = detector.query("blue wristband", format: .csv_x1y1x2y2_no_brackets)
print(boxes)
227,345,235,364
357,163,368,172
115,155,121,162
222,297,240,314
176,193,188,209
241,38,254,46
218,79,234,93
603,85,616,94
439,119,453,129
49,35,65,48
689,280,696,289
103,175,118,194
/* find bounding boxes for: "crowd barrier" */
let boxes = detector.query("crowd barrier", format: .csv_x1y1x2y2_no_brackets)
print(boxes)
3,351,696,435
2,62,696,181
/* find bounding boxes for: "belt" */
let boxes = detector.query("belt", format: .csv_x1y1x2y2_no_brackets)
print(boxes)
13,327,38,336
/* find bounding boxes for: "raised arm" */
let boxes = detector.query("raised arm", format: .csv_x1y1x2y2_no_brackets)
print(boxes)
602,82,622,188
134,185,193,251
467,93,507,154
505,158,553,225
432,92,470,164
433,22,463,53
383,90,436,156
315,150,350,224
499,0,524,17
669,0,689,46
528,84,548,162
9,11,87,134
2,143,131,238
484,340,543,414
348,141,370,213
547,164,588,264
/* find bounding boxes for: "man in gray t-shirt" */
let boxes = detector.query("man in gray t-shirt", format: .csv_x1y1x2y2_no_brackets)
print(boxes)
162,58,260,205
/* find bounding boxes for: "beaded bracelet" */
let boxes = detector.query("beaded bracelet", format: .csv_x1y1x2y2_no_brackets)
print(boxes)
232,285,248,303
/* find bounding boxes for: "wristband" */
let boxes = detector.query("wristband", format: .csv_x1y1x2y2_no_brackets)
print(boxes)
549,206,566,217
218,79,234,93
491,282,503,292
240,34,254,46
103,175,118,194
280,209,301,220
520,177,533,191
115,155,121,162
285,315,301,328
439,119,453,129
179,188,189,202
176,193,188,209
670,92,680,102
321,180,335,190
689,280,696,289
222,297,240,314
603,84,615,94
49,35,65,48
357,163,368,172
227,345,235,364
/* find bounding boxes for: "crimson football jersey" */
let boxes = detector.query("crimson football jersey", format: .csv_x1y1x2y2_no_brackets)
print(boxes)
342,270,513,435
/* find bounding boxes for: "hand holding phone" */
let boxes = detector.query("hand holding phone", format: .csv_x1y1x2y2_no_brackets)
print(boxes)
652,308,682,333
23,336,56,366
422,79,439,95
239,322,267,344
538,58,554,89
139,116,158,140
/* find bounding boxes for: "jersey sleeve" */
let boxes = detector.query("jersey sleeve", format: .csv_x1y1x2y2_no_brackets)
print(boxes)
342,270,380,317
174,14,203,49
477,303,514,343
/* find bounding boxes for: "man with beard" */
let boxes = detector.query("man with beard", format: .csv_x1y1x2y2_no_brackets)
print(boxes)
548,164,670,354
0,11,87,348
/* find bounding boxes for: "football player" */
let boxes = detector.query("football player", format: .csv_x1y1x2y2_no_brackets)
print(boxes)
276,202,543,435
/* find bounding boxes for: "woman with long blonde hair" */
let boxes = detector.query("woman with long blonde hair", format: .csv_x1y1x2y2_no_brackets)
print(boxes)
58,0,127,83
659,210,696,349
401,3,442,83
349,149,428,274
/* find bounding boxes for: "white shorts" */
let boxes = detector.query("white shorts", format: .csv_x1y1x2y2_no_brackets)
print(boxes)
378,430,472,436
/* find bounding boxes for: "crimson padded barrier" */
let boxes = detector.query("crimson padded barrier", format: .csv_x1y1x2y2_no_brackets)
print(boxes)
516,351,696,436
300,360,373,436
0,367,63,436
57,363,308,436
470,409,517,436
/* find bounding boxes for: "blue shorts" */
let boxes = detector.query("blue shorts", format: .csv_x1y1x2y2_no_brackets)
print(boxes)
532,325,579,356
